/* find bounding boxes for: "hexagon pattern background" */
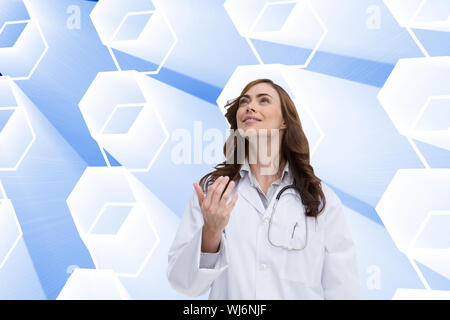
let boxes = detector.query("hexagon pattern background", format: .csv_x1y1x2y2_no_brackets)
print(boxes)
0,0,448,299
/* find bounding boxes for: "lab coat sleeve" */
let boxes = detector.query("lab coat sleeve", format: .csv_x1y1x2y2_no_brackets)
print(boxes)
167,189,229,297
321,186,360,299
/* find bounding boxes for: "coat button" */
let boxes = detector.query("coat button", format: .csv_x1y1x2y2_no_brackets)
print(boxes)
263,218,269,225
260,263,267,271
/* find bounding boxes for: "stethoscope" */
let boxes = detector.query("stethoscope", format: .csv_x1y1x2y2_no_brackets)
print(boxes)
267,180,308,251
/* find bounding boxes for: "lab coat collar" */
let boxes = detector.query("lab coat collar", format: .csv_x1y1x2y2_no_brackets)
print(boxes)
237,157,295,216
236,176,266,215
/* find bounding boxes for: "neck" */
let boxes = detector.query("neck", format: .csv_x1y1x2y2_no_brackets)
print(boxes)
247,132,284,178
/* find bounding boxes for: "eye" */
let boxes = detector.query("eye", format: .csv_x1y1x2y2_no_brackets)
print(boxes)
239,99,248,106
260,98,270,103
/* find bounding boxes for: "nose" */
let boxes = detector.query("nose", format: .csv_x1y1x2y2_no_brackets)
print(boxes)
246,102,256,113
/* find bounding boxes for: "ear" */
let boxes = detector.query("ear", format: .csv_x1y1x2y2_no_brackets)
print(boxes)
280,121,287,130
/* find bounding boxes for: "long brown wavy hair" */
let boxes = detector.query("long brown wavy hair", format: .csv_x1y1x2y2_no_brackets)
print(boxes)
199,78,326,218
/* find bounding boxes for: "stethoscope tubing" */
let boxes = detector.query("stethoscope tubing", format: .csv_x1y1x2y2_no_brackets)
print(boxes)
267,183,308,251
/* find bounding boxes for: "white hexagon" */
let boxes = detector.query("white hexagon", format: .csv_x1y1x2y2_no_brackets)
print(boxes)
377,57,450,168
0,21,27,48
57,269,130,300
217,64,324,157
411,211,450,250
89,203,135,235
224,0,327,67
375,169,450,281
66,166,160,277
90,0,177,74
0,76,36,171
409,96,450,151
411,0,450,32
382,0,424,29
0,180,22,270
384,0,450,32
392,288,450,300
384,0,450,57
0,1,48,80
100,103,143,135
78,71,169,172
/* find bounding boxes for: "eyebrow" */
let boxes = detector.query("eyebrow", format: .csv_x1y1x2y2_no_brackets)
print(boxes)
240,93,272,100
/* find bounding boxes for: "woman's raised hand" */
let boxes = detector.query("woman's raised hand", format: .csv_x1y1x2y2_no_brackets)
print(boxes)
193,176,238,234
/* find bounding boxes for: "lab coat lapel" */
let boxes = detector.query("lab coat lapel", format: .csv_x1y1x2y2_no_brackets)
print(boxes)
237,176,265,215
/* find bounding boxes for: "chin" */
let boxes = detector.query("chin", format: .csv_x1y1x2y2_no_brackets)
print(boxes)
240,126,266,137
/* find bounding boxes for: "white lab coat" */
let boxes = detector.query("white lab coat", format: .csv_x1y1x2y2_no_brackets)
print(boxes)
167,171,360,299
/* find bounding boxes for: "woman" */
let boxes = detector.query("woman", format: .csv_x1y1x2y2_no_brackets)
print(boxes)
167,78,360,299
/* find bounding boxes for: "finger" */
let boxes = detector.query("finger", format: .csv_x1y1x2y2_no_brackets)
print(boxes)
206,176,223,203
193,183,204,206
225,192,238,212
203,176,223,210
211,176,229,208
219,179,235,208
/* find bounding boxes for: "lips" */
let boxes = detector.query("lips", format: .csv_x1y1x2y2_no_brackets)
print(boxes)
242,116,261,124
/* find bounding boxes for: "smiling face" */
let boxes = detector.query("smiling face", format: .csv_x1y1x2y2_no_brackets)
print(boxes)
236,82,287,135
